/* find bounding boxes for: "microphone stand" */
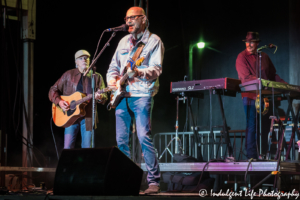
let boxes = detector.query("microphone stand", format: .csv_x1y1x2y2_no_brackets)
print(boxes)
256,45,277,159
91,68,96,148
84,31,116,76
84,31,116,148
257,49,262,158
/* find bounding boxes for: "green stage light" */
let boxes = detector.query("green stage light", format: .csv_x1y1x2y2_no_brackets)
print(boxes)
197,42,205,49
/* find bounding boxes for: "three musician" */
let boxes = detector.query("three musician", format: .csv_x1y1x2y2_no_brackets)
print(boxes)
49,50,107,149
48,8,290,194
235,32,287,159
107,7,163,194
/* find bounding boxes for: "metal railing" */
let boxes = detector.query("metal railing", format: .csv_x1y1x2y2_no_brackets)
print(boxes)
153,130,246,162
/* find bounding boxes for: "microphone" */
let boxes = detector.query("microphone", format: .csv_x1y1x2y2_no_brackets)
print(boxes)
257,45,267,51
106,24,128,32
268,43,277,48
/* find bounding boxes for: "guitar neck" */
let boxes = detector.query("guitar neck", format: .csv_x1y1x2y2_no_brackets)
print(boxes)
120,73,129,86
75,89,106,105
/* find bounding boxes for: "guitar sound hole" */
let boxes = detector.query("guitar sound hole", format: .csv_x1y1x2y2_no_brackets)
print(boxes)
66,101,77,117
70,101,77,110
67,108,76,117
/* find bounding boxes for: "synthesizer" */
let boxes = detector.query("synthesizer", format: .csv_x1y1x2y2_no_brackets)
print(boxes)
239,79,300,97
170,78,241,95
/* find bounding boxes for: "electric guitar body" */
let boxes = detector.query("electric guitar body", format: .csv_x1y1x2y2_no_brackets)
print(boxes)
108,57,145,110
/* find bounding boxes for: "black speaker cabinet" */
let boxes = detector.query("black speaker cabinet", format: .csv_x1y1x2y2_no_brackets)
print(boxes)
53,147,143,196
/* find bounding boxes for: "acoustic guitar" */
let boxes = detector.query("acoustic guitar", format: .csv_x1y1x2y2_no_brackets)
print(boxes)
52,88,111,128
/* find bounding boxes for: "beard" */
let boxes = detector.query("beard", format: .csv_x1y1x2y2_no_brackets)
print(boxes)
128,23,142,34
78,64,88,71
247,46,255,53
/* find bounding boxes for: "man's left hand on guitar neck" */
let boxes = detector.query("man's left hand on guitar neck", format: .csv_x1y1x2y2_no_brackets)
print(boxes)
95,93,105,103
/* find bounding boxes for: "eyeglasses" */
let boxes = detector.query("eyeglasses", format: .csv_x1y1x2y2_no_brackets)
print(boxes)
245,41,257,45
124,15,144,22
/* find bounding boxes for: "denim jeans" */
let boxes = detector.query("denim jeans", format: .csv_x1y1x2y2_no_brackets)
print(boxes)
243,97,258,159
64,118,91,149
115,97,160,186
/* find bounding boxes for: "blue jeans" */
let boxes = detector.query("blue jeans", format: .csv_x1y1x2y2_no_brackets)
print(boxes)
64,118,91,149
243,97,258,159
115,97,160,186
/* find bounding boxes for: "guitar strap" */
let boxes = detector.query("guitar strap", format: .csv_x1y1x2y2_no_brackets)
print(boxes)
123,32,152,74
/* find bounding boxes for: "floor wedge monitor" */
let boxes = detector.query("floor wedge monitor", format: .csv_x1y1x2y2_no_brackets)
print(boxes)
54,147,143,196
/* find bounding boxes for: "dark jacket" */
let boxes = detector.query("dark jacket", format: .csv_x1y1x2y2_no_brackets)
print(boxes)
49,68,108,131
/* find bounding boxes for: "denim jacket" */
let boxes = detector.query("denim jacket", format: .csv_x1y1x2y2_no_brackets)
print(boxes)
107,29,164,97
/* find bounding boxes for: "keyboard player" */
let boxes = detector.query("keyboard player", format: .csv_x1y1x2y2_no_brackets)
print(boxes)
235,31,287,160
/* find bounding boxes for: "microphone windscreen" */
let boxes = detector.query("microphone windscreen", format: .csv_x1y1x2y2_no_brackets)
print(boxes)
122,24,129,31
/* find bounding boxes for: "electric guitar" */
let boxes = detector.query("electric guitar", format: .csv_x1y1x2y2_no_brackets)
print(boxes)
52,87,111,128
108,57,144,110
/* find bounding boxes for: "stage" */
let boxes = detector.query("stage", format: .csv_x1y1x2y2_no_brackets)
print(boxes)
1,1,300,200
1,190,299,200
1,160,299,175
1,160,298,173
0,161,299,199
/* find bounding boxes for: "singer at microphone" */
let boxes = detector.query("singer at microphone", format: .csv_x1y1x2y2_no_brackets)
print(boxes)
106,6,164,194
235,31,287,160
106,24,128,32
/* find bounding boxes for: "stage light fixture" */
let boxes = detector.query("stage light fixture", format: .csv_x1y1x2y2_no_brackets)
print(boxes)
197,42,205,49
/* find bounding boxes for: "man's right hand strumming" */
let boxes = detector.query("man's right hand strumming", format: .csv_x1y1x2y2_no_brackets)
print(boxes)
108,78,119,91
59,100,70,111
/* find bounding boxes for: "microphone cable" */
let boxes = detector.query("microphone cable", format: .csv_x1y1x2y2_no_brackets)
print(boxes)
90,30,106,65
263,44,278,54
92,30,106,62
266,46,277,54
244,158,253,189
50,117,60,161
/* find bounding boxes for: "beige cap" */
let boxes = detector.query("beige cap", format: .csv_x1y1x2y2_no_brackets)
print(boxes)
75,50,90,59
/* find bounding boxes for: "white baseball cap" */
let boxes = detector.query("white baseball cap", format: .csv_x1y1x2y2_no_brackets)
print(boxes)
75,50,90,59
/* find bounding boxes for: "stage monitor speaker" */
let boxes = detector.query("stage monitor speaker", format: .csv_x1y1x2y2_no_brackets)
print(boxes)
53,147,143,196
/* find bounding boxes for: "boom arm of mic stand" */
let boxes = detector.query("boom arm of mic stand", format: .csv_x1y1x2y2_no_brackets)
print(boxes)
84,32,116,76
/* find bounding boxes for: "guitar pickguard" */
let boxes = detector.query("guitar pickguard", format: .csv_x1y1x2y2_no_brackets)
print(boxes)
66,107,76,116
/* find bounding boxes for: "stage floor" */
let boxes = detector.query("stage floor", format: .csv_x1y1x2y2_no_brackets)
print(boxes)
1,161,300,174
0,161,299,199
1,191,299,200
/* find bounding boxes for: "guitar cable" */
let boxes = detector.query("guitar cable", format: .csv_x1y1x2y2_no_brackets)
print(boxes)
50,117,60,160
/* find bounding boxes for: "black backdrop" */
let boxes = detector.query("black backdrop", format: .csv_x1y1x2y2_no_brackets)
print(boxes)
3,0,291,167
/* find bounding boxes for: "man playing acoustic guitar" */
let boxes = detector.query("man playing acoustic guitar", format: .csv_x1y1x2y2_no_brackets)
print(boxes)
49,50,108,149
107,7,164,194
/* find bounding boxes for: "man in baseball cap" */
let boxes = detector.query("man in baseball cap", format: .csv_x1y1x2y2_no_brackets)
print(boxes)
75,50,90,60
49,49,108,149
74,50,91,73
